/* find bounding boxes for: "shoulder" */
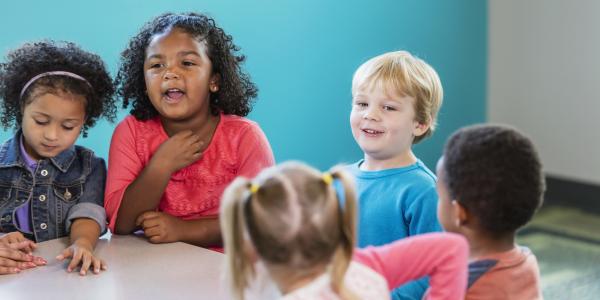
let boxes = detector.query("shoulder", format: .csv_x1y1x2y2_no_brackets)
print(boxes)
217,115,268,143
219,114,263,134
113,115,162,139
407,160,437,186
72,145,105,167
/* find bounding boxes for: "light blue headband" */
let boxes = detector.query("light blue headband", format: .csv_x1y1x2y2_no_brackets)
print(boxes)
19,71,92,99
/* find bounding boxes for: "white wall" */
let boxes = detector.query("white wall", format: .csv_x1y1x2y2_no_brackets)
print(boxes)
489,0,600,185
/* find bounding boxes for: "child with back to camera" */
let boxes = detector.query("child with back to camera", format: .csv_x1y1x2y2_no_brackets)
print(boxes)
0,41,117,275
221,161,469,300
105,12,274,248
349,50,444,299
436,124,544,299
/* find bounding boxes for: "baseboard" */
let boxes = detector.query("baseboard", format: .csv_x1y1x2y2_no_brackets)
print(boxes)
544,175,600,214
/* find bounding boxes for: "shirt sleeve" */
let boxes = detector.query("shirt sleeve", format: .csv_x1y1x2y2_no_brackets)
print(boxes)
66,155,107,234
236,122,275,178
353,232,469,300
104,119,144,233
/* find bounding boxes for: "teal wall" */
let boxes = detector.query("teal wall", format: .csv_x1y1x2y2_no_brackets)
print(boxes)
0,0,486,170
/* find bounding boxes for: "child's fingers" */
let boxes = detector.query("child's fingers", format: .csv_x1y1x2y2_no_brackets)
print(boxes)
7,241,35,254
142,225,162,238
79,253,92,276
135,211,158,227
32,256,47,266
0,257,21,268
56,247,73,261
0,266,21,274
91,257,106,274
5,232,26,244
148,235,164,244
0,247,33,262
67,250,84,273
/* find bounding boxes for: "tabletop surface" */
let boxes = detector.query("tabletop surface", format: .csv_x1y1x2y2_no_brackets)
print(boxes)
0,233,230,300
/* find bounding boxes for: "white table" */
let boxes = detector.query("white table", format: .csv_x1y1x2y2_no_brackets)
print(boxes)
0,233,230,300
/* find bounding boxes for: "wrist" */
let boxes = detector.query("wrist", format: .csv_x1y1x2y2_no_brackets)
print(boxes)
73,238,93,250
173,218,188,242
149,157,175,175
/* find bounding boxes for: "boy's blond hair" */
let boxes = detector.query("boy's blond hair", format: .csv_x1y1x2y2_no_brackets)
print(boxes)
352,51,443,144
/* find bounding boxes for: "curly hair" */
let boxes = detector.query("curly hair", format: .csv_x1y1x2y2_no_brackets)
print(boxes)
442,124,545,236
0,40,117,137
115,12,258,120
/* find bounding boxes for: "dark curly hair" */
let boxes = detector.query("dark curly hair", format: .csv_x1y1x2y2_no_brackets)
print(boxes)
442,124,545,237
0,40,117,137
115,12,258,120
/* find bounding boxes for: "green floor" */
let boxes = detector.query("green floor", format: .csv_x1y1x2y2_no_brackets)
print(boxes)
518,206,600,299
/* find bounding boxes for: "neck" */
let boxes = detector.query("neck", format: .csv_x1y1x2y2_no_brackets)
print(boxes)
361,149,417,171
268,263,327,295
160,111,219,140
467,230,516,259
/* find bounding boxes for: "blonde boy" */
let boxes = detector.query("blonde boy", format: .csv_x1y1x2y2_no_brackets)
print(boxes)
349,51,443,299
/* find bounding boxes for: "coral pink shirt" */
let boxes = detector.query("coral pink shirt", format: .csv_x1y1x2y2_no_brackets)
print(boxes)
466,246,542,300
354,233,469,300
104,113,275,233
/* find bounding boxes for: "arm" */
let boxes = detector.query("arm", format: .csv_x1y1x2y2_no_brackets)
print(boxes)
354,232,469,300
105,120,203,234
58,155,109,275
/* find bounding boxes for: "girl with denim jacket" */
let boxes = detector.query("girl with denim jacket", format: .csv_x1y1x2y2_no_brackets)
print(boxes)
0,40,117,275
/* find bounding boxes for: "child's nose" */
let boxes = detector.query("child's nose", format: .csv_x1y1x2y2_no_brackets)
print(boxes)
363,107,380,121
163,69,180,80
44,126,58,141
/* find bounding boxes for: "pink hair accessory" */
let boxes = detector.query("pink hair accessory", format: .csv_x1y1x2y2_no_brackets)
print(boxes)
19,71,92,99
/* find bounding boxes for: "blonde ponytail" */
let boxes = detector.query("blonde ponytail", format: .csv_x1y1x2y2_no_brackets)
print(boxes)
327,166,358,300
220,177,254,300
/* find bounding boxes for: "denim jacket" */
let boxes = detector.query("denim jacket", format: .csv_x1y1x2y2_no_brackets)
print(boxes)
0,131,107,242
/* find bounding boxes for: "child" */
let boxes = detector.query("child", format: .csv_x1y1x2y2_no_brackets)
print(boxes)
0,41,117,275
105,12,274,248
221,161,469,300
348,50,444,298
436,124,544,299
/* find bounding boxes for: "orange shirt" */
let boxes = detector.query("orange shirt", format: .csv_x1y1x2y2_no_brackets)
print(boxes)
104,113,275,233
467,246,542,300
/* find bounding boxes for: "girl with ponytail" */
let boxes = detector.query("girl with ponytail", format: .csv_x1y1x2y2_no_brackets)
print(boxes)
221,161,469,300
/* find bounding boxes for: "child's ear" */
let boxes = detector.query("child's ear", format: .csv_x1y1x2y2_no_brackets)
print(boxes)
451,200,469,227
209,73,220,93
413,117,431,137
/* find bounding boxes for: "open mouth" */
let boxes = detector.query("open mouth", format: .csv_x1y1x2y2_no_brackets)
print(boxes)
362,128,384,136
164,88,185,102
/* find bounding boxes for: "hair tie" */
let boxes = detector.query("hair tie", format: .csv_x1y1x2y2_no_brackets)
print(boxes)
322,172,334,185
249,183,260,194
20,71,92,99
